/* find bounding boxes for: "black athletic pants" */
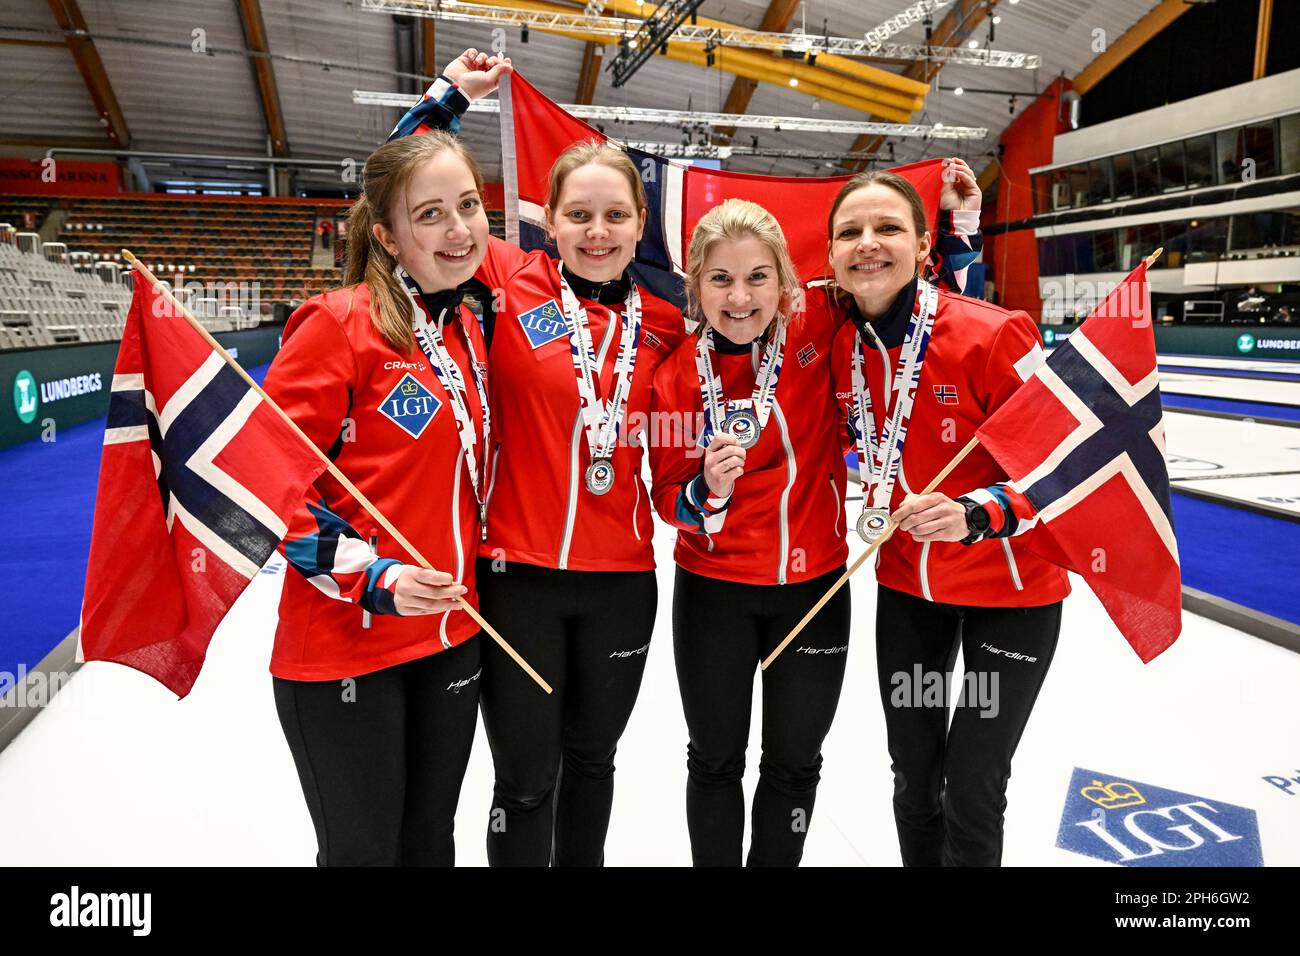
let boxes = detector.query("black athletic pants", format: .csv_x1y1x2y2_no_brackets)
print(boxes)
272,637,482,866
673,565,851,867
875,583,1062,867
476,557,657,866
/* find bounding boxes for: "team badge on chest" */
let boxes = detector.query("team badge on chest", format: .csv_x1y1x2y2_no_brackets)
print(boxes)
517,299,568,350
379,373,441,438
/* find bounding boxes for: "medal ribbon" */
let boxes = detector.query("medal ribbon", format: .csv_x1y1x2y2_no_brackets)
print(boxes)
558,275,643,463
397,267,490,516
849,279,938,511
694,322,787,446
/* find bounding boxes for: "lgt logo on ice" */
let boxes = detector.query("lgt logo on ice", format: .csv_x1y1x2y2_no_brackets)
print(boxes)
379,374,440,438
1055,767,1262,866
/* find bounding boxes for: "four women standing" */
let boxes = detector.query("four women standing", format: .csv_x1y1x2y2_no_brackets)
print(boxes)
266,46,1059,868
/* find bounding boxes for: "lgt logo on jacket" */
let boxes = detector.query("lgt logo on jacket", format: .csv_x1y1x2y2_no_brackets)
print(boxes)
517,299,567,349
379,373,441,438
1056,767,1262,866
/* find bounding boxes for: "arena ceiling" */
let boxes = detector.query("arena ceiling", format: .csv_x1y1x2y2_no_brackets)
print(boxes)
0,0,1175,189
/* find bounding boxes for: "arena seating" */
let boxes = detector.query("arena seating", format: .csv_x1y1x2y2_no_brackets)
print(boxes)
0,196,508,350
0,238,131,349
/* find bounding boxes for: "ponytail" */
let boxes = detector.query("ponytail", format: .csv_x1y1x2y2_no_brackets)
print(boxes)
344,194,415,352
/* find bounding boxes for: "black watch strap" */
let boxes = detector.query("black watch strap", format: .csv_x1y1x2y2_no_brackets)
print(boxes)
958,497,990,545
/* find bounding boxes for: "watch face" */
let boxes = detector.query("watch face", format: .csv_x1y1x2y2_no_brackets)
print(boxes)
968,502,990,532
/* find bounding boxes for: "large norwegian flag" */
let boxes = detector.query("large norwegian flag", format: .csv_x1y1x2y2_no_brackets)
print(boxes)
500,73,947,306
77,277,327,697
975,260,1181,662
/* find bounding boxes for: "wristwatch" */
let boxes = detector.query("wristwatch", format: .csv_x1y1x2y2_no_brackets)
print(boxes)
958,497,990,545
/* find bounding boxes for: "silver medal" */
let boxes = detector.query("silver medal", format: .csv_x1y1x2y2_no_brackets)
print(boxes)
585,458,615,495
856,507,891,544
721,408,761,449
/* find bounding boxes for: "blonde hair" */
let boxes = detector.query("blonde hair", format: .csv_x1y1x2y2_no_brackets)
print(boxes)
546,139,648,219
684,198,803,338
343,131,486,351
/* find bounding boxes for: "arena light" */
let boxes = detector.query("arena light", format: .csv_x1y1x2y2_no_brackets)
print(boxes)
352,89,990,139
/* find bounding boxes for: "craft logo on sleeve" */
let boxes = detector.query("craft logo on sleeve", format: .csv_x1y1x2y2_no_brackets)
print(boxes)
517,299,568,350
378,373,440,438
13,369,37,424
1056,767,1263,866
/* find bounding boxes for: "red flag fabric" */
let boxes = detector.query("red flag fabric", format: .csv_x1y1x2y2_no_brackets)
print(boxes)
77,278,327,697
975,261,1182,662
501,73,945,304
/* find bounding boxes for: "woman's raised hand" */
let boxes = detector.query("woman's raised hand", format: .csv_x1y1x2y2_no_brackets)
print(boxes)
443,48,514,101
939,157,981,212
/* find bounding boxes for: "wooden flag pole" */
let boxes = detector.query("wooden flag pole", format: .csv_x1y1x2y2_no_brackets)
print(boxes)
123,250,553,694
761,435,983,670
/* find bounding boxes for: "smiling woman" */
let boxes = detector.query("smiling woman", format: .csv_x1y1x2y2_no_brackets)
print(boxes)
257,124,499,866
825,168,1072,867
391,49,693,868
545,143,647,284
648,197,852,867
343,131,488,350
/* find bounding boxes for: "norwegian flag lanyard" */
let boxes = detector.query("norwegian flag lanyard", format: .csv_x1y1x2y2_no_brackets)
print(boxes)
850,278,937,542
558,273,643,496
397,267,491,538
694,322,786,450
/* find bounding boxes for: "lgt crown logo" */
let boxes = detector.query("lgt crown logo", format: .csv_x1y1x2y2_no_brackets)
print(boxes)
1081,779,1146,811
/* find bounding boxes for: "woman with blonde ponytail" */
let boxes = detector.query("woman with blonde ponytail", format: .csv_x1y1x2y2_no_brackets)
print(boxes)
260,123,509,866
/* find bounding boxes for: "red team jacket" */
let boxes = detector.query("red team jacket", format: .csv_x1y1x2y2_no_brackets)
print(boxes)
649,310,849,586
830,283,1071,607
475,238,688,571
263,282,489,680
394,75,690,571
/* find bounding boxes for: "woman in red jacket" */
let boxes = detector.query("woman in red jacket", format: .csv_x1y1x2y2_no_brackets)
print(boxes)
826,169,1069,866
403,51,690,866
648,172,982,865
262,95,509,864
649,199,850,866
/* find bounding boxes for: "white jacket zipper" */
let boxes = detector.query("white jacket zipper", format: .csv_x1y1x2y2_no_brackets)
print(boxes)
558,302,620,570
772,399,797,585
440,446,465,649
919,540,933,601
1001,538,1025,591
830,475,843,538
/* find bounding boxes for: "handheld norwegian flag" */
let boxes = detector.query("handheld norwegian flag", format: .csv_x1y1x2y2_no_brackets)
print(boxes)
78,275,327,697
975,259,1181,662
